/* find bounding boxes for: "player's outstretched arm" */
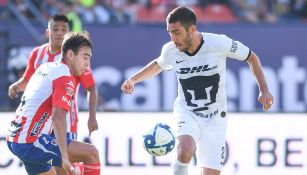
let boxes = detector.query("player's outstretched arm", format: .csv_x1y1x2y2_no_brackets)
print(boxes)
121,60,162,94
87,84,98,136
246,51,274,111
8,77,29,99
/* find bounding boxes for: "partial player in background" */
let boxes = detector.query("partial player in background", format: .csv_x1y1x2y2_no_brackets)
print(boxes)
121,6,273,175
7,14,98,175
7,14,98,140
7,32,100,175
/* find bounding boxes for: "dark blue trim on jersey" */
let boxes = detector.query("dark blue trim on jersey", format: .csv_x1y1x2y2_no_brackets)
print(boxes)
244,50,252,61
184,36,204,56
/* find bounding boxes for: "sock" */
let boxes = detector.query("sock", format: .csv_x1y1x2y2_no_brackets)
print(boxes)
69,162,84,175
172,159,189,175
84,163,101,175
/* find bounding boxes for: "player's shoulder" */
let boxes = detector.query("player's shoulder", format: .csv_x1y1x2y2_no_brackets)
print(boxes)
39,62,70,78
203,32,232,52
203,32,229,44
31,43,49,52
50,62,70,73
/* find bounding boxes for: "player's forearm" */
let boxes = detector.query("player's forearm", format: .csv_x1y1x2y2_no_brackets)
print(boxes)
247,52,269,92
52,107,69,159
13,77,29,92
87,85,97,119
130,60,162,84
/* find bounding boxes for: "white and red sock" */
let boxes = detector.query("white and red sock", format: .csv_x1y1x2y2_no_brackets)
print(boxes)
84,163,101,175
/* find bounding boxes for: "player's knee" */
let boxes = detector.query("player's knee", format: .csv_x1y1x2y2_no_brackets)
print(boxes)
86,144,100,163
177,142,194,162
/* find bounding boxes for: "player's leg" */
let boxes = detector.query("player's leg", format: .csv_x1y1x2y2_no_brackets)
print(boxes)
198,112,227,175
173,135,196,175
201,168,220,175
38,167,57,175
172,111,200,175
68,140,100,175
54,132,81,175
177,135,196,162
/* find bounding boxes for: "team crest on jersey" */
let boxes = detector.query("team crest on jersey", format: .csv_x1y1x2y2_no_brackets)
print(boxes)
65,87,74,96
66,80,74,87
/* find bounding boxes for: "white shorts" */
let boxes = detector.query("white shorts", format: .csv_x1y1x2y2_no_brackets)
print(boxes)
173,109,228,170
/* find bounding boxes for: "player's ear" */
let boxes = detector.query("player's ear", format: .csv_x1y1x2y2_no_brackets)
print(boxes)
189,25,196,33
66,49,74,60
45,29,49,38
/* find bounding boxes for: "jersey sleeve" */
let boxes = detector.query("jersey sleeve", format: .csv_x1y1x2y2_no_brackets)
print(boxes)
156,42,173,71
23,47,39,80
79,67,95,89
217,35,250,61
52,76,74,112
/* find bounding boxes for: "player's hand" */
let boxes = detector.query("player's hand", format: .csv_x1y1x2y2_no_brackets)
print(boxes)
258,91,273,111
88,117,98,136
121,79,135,94
8,83,19,99
61,157,76,175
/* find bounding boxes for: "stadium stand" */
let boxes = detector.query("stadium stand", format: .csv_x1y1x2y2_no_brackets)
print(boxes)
136,5,167,23
202,4,237,23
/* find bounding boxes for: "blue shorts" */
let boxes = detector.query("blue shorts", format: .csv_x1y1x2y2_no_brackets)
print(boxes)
7,134,72,175
66,132,77,140
50,131,77,140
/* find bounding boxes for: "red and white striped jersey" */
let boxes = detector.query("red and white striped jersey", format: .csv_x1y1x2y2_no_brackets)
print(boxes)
7,62,74,143
22,43,95,135
70,67,95,133
23,43,62,80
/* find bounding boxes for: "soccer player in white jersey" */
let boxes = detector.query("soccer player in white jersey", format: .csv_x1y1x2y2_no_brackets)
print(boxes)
7,32,101,175
121,6,274,175
8,14,98,140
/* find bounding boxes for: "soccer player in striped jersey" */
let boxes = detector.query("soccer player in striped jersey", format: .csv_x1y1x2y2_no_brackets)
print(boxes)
121,6,273,175
7,32,101,175
8,14,98,140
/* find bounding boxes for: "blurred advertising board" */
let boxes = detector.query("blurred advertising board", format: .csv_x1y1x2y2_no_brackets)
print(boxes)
0,112,306,175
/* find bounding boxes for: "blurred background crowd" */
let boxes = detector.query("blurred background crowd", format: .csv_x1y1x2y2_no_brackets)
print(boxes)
1,0,307,26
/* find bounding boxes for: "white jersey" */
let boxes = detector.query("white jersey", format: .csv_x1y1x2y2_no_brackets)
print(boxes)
156,33,250,118
7,62,74,143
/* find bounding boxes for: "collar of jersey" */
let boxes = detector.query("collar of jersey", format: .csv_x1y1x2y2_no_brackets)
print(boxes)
184,35,204,57
47,44,61,56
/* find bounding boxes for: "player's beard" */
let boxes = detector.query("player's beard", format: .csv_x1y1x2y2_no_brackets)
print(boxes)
180,34,193,52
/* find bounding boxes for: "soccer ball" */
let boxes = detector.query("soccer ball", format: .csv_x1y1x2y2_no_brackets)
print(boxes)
143,123,176,156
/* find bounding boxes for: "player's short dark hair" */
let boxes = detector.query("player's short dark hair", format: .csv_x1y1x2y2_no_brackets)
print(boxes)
166,6,196,31
48,14,69,28
62,31,92,58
